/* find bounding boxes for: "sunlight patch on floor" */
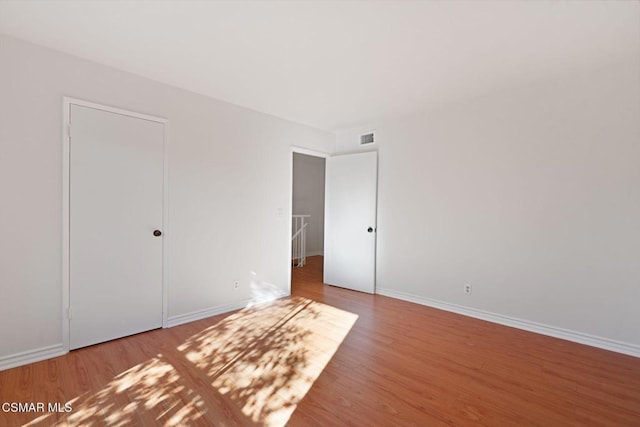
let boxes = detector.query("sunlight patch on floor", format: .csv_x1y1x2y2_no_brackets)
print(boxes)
54,356,205,426
19,296,356,426
178,296,358,426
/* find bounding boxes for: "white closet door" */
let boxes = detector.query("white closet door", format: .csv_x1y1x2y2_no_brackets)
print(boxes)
324,151,378,293
69,104,164,350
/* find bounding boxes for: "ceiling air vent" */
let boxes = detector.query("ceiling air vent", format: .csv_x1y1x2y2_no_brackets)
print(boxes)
360,132,375,145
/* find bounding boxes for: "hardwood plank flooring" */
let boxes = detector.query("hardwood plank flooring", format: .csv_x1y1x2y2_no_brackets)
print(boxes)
1,255,639,426
288,257,640,426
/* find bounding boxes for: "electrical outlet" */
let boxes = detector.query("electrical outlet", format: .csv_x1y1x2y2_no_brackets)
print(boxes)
464,284,472,294
233,280,239,289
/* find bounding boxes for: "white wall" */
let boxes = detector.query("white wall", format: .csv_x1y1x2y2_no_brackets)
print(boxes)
292,153,325,256
0,35,334,365
338,59,640,350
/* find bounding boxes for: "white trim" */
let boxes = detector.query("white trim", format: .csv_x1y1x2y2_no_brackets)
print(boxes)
63,97,168,124
305,250,324,257
162,121,170,328
62,97,169,351
290,146,330,158
0,344,66,372
167,302,247,328
376,287,640,358
167,291,288,328
62,100,70,352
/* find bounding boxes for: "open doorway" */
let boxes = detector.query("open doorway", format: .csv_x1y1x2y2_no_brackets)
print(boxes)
291,152,326,292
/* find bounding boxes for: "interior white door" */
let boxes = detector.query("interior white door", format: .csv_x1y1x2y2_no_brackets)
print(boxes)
324,151,378,293
69,104,164,350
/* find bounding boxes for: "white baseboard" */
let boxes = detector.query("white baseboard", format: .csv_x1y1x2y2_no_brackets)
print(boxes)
167,291,289,328
1,293,291,371
376,287,640,358
0,344,67,371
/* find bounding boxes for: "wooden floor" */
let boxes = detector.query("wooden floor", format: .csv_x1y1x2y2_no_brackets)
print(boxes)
1,255,639,426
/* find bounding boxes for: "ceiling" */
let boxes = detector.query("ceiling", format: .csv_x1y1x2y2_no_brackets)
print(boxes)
0,0,638,131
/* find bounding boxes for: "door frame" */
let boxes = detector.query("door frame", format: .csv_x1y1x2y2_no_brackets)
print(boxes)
62,97,169,352
288,146,330,293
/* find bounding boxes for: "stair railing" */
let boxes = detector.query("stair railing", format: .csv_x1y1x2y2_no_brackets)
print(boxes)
292,215,310,267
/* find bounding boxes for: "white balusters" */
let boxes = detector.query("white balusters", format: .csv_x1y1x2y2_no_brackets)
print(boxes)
292,215,310,267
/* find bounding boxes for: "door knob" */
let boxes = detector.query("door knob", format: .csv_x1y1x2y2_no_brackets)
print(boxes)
367,227,374,233
153,230,162,237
